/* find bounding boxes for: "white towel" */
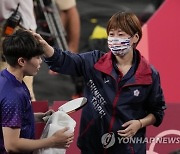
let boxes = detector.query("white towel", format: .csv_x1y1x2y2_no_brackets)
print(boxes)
33,111,76,154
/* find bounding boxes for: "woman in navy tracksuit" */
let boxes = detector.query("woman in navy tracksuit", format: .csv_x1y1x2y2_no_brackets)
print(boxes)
35,12,166,154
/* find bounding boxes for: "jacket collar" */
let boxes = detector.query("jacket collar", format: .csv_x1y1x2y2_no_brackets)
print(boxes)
94,50,152,85
94,51,113,75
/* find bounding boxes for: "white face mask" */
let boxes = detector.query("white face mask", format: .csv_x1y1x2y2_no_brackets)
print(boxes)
108,36,132,56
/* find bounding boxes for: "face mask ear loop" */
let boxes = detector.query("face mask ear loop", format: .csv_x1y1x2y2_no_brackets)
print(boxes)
130,33,139,48
127,33,137,49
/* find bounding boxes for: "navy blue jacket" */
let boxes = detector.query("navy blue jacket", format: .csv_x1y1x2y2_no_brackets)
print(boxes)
44,49,166,154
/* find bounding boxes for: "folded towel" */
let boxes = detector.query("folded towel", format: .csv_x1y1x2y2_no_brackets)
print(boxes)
34,111,76,154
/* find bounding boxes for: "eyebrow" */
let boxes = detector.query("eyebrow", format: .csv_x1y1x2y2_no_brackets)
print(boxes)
118,29,123,32
110,28,123,32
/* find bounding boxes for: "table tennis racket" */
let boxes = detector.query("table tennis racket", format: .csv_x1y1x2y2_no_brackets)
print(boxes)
43,97,87,122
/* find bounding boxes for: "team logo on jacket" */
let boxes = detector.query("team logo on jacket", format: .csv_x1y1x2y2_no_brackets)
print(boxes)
101,132,115,148
104,78,110,83
133,89,140,96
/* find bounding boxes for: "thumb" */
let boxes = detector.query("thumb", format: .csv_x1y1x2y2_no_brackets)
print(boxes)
122,121,132,127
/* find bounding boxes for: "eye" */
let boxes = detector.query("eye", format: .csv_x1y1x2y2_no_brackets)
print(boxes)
109,32,114,36
118,33,123,36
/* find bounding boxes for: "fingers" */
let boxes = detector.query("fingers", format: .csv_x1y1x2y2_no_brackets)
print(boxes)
61,133,74,149
65,144,70,148
117,127,130,134
117,130,135,138
28,31,54,57
66,136,74,145
63,138,73,148
28,31,45,44
117,121,132,137
127,132,135,138
117,128,133,137
28,30,49,47
34,33,43,40
51,127,75,149
56,127,74,138
68,135,74,142
45,109,55,116
117,120,139,138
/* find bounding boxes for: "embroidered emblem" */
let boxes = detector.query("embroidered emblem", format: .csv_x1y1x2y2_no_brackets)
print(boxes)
104,80,109,83
104,78,109,83
134,89,140,96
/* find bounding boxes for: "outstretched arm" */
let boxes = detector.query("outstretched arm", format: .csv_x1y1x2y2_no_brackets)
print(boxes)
3,127,74,153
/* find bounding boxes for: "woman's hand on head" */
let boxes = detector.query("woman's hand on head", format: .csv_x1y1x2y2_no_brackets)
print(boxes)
28,30,54,57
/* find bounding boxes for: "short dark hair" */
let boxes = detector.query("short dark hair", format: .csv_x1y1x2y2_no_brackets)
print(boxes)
106,12,142,47
2,29,44,66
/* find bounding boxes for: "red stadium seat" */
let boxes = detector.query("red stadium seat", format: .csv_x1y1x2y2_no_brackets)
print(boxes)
52,100,82,154
31,100,49,139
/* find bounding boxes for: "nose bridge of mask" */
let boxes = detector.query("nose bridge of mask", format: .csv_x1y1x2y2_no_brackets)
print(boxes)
108,37,130,46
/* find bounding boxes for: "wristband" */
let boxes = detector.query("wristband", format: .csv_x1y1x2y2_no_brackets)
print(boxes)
138,119,143,128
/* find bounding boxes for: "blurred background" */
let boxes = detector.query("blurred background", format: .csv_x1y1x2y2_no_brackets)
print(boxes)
33,0,164,103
